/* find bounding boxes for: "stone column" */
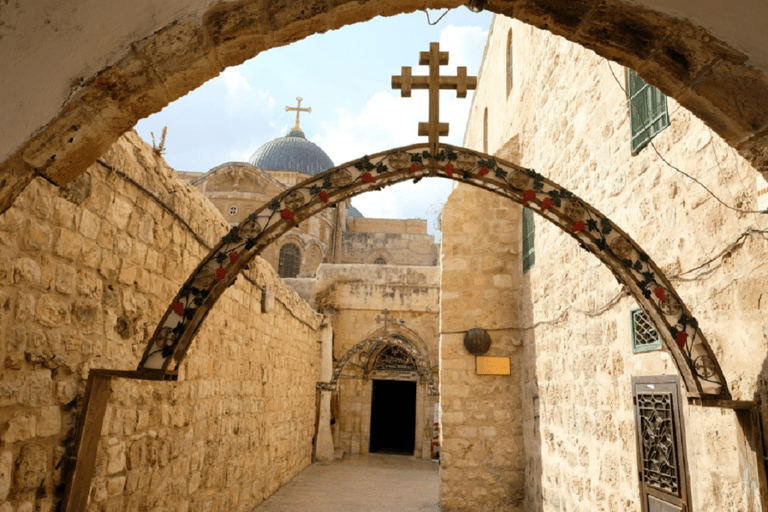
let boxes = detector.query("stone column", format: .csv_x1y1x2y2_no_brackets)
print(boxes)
315,315,335,461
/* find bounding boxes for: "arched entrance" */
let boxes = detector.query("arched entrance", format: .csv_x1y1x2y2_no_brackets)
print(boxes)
3,1,768,215
329,331,438,456
137,142,730,400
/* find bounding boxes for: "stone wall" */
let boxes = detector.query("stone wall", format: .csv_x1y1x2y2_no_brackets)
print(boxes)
439,184,526,511
0,131,322,511
314,264,439,458
342,218,438,266
463,15,768,511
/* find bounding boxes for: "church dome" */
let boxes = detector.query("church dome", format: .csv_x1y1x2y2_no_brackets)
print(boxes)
248,128,334,176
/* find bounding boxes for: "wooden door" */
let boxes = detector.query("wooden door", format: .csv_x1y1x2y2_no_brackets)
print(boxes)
632,376,691,512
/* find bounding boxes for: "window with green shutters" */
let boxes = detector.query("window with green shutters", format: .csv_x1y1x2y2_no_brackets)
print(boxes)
631,308,662,353
627,69,670,153
522,207,535,274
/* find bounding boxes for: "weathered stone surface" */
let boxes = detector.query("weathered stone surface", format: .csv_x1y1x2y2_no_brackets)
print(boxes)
14,443,47,492
3,415,36,444
0,451,11,501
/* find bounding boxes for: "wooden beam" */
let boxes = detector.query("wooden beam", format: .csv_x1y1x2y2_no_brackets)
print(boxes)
61,372,113,512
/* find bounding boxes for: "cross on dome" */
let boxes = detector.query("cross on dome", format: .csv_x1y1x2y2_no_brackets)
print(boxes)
285,97,312,131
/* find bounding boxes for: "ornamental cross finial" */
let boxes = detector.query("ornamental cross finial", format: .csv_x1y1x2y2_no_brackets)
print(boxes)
375,308,398,334
392,42,477,161
286,97,312,131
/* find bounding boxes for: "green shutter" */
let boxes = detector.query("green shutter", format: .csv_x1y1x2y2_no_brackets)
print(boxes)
631,308,662,353
628,69,670,153
522,207,535,274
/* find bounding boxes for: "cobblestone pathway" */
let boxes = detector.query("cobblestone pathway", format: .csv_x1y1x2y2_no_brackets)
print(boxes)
251,454,440,512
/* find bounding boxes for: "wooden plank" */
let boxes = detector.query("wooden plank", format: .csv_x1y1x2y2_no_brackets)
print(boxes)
61,373,113,512
692,398,756,410
90,368,177,381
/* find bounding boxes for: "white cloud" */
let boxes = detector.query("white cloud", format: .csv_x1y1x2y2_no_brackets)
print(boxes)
222,67,252,95
439,25,489,70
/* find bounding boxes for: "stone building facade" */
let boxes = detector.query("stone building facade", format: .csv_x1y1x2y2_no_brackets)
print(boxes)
445,14,768,511
3,1,768,511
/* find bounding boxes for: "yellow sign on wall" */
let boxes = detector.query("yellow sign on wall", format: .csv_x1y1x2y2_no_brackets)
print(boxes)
476,356,511,375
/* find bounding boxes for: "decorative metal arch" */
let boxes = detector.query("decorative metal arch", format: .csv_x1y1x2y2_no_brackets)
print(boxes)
325,334,438,396
137,143,730,400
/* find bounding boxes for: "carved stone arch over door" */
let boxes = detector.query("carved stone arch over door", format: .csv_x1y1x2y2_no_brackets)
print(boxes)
329,333,438,396
136,143,730,401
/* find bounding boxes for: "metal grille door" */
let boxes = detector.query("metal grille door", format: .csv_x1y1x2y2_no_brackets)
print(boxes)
633,376,690,512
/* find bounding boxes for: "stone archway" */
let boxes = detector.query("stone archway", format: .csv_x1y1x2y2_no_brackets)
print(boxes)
330,332,438,396
4,0,768,216
137,142,730,400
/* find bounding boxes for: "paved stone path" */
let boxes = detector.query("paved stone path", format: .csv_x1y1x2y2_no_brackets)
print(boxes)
251,454,441,512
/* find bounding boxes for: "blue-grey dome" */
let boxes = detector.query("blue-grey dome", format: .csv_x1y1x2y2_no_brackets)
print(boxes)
248,128,334,176
348,206,364,218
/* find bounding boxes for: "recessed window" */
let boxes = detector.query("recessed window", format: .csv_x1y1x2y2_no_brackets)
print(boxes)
229,205,238,216
374,257,386,265
627,68,670,153
631,308,662,353
522,207,535,274
278,243,301,278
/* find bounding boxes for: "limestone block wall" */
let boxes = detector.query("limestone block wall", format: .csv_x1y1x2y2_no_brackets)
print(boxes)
0,131,321,511
341,218,438,266
315,264,439,458
466,15,768,511
439,184,526,511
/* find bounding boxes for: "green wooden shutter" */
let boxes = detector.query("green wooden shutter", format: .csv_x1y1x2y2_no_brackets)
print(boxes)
628,69,670,153
522,207,535,274
631,308,662,353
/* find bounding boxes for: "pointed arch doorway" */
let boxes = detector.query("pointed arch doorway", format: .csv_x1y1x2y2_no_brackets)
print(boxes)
330,331,438,457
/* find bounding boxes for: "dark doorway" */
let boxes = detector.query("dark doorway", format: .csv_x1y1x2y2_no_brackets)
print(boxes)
369,379,416,455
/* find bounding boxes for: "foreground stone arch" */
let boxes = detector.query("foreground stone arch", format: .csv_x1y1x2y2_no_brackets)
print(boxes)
4,0,768,216
137,143,730,400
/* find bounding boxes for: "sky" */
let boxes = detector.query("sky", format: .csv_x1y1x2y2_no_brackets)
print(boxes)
135,8,494,240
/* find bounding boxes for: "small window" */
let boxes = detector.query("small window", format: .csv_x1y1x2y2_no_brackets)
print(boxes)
278,243,301,278
506,29,513,93
229,205,238,216
522,207,535,274
627,69,670,153
631,308,662,353
374,257,386,265
483,108,489,154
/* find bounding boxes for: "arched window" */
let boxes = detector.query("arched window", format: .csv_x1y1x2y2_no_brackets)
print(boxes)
374,257,386,265
278,243,301,278
506,29,513,94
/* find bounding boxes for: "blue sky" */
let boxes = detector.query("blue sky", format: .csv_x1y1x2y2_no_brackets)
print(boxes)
135,8,493,239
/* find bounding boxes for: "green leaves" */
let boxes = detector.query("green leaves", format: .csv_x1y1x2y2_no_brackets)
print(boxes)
354,155,375,173
221,226,241,244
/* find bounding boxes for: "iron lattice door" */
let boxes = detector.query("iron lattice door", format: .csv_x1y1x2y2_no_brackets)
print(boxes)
632,376,691,512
